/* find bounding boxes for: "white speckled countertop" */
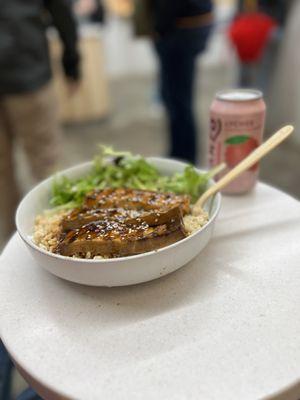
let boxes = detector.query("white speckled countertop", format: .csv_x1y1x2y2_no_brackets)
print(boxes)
1,183,300,400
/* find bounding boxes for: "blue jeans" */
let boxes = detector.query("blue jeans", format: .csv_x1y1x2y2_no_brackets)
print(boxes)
154,25,211,164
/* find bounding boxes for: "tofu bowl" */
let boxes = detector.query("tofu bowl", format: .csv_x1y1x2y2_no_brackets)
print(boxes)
16,157,221,287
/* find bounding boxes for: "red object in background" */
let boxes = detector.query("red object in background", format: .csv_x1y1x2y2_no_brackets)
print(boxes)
228,13,277,63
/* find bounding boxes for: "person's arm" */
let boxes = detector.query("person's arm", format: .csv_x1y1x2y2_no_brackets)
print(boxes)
44,0,80,81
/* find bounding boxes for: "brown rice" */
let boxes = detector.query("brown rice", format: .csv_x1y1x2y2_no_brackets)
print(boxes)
33,210,67,253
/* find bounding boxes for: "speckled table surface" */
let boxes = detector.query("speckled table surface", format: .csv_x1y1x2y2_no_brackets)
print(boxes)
1,183,300,400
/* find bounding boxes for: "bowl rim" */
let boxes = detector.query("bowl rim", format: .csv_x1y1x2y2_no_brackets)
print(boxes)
16,158,222,264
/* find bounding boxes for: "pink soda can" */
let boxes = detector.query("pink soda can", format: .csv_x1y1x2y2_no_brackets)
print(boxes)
209,89,266,194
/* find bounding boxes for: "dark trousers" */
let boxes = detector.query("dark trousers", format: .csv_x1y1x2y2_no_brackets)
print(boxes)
154,26,211,164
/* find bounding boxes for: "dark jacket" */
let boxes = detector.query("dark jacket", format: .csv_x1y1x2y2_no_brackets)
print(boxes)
153,0,213,35
0,0,80,95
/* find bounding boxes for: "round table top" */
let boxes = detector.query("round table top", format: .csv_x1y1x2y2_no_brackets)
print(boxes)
1,183,300,400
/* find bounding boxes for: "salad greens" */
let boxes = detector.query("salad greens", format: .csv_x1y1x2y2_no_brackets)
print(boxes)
50,146,218,209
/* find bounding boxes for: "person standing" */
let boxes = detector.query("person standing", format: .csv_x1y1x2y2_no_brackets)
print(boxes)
152,0,213,164
0,0,80,242
236,0,292,92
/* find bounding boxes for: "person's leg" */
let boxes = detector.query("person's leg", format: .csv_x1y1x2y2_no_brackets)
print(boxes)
155,37,198,163
1,84,61,399
169,53,197,163
0,101,20,241
154,41,172,122
17,387,43,400
5,82,62,183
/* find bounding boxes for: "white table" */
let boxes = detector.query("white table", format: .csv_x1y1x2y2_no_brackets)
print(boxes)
1,183,300,400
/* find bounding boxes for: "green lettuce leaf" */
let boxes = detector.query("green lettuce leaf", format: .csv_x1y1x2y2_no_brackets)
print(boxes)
50,147,218,208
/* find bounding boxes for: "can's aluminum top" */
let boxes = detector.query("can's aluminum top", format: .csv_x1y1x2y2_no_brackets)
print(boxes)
216,89,263,102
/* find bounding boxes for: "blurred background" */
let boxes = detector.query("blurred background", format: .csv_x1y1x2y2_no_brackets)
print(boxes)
0,1,300,398
1,0,300,249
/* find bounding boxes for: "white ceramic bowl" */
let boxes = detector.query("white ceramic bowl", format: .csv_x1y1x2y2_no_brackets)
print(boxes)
16,157,221,287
